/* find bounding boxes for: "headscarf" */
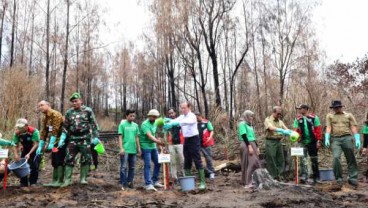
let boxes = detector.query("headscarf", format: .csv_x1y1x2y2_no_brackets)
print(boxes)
240,110,255,124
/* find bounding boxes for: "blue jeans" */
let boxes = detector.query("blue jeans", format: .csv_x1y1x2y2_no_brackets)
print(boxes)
141,148,160,186
120,153,136,186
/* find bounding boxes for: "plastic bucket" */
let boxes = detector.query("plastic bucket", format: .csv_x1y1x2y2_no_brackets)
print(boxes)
8,158,30,178
178,176,196,191
319,169,334,181
94,143,105,155
155,117,165,127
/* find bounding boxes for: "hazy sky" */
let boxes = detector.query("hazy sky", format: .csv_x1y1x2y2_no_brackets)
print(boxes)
102,0,368,64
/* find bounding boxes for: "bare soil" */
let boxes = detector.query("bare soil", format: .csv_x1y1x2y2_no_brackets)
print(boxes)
1,142,368,208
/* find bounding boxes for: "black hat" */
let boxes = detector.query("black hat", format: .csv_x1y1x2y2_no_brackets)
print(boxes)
295,104,309,110
330,100,344,109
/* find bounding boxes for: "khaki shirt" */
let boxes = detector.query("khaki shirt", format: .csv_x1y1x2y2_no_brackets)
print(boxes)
264,115,287,139
326,112,357,137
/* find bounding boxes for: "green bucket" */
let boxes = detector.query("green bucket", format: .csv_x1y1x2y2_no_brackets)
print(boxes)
94,142,105,155
289,131,300,143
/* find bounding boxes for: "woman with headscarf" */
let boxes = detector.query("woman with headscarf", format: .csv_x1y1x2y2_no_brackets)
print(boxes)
238,110,261,189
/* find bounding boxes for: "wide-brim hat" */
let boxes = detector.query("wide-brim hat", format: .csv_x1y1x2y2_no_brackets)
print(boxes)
330,100,344,109
147,109,160,117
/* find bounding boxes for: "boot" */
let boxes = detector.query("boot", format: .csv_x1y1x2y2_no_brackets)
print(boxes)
80,165,89,185
198,169,206,190
43,168,58,187
184,169,193,176
61,166,73,187
50,166,65,187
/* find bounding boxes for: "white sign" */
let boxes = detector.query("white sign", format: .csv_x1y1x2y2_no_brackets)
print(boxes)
158,154,171,163
0,149,9,158
290,147,304,156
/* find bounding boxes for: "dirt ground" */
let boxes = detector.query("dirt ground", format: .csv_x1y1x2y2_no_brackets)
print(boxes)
2,142,368,208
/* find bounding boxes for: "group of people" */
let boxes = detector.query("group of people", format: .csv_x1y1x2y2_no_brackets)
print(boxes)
118,102,215,191
0,93,216,192
238,100,366,189
0,92,100,187
1,95,366,191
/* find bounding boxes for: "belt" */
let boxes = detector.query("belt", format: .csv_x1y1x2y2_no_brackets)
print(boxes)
332,134,351,138
70,131,90,137
185,135,199,139
266,137,282,141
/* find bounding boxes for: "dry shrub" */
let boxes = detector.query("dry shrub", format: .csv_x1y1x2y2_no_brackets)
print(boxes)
98,116,117,131
0,67,42,132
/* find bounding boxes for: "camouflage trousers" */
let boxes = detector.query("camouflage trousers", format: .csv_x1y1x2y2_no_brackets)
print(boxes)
65,139,92,166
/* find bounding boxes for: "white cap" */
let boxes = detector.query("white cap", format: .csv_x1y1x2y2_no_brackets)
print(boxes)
15,118,28,128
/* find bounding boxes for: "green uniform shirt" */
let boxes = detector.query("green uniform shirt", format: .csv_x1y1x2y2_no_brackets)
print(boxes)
63,105,99,139
264,115,287,139
238,121,256,142
118,120,140,154
362,124,368,134
13,129,40,143
293,115,321,144
139,119,157,149
326,112,357,137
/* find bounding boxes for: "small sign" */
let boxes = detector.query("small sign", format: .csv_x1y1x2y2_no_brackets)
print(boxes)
290,147,304,156
0,149,9,158
158,154,171,163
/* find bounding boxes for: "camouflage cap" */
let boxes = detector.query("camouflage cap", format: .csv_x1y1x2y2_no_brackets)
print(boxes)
69,92,82,101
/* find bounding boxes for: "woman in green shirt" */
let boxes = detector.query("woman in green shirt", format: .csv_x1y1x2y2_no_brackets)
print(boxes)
238,110,261,189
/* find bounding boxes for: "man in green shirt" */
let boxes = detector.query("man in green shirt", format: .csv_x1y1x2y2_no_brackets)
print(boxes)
293,104,322,184
362,113,368,180
325,100,360,187
118,109,140,190
140,109,165,191
12,118,41,187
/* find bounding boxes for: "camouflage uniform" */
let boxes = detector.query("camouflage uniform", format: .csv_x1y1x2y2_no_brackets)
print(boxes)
63,105,99,166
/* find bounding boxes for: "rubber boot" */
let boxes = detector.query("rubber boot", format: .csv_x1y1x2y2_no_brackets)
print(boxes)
80,165,89,185
184,169,193,176
43,168,58,187
198,169,206,190
61,166,73,187
50,166,65,187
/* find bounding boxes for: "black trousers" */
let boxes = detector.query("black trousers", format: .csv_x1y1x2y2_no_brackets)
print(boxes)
20,152,40,186
90,143,98,168
51,144,67,168
184,135,203,170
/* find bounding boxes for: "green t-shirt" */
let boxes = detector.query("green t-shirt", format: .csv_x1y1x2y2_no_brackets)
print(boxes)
238,121,256,142
362,124,368,134
12,129,40,144
293,115,321,144
139,119,157,149
118,120,140,154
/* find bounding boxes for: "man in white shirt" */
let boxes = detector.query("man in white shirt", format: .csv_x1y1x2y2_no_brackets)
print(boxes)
164,102,206,190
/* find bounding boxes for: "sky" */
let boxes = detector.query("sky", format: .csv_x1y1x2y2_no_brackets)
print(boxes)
101,0,368,64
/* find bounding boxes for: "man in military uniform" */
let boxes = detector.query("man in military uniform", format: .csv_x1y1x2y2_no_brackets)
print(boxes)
325,100,360,187
38,100,65,187
59,92,100,187
264,106,292,180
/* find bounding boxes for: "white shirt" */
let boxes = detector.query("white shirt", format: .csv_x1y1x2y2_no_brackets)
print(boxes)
174,111,199,138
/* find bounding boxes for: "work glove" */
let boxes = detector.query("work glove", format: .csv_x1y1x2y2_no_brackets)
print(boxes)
58,132,67,148
354,133,361,150
325,133,330,148
92,138,100,145
163,121,180,131
0,138,15,147
36,140,45,155
275,128,292,136
47,136,57,151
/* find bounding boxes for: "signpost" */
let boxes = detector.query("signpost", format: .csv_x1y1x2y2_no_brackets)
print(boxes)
158,153,171,190
0,149,9,190
290,147,304,185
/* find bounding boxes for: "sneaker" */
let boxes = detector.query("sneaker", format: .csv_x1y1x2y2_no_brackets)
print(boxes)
153,182,164,188
127,182,134,189
145,184,157,191
210,173,215,180
244,184,254,189
121,186,125,191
